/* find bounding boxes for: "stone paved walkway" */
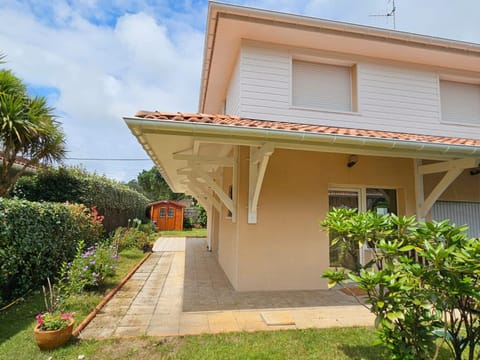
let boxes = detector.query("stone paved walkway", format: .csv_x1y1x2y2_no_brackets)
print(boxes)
79,238,374,339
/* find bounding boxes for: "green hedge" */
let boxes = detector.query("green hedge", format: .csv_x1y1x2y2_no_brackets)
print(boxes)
14,167,150,233
0,199,103,306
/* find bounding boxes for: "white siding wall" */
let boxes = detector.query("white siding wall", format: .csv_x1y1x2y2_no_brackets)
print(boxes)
235,41,480,140
225,59,241,116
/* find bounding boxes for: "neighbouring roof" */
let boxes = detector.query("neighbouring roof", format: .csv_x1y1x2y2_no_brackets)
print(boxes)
135,111,480,148
0,152,39,171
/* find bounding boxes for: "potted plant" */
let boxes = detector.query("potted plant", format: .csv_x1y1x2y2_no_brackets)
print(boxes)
33,278,75,350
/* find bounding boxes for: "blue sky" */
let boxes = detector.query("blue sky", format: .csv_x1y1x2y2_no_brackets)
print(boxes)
1,0,479,181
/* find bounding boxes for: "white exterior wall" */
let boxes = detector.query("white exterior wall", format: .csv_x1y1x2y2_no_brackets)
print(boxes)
234,41,480,140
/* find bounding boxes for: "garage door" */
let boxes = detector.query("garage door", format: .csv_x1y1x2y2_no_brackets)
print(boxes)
431,201,480,238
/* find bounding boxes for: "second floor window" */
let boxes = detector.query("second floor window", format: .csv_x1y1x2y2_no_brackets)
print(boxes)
292,60,352,112
440,80,480,125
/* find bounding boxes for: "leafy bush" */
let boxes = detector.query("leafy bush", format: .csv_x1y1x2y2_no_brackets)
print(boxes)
0,199,104,306
111,227,148,251
14,166,150,232
322,208,480,360
183,216,194,230
195,205,207,228
111,220,156,252
58,240,118,296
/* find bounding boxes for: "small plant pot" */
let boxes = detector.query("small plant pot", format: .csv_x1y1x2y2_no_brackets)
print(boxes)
34,318,75,350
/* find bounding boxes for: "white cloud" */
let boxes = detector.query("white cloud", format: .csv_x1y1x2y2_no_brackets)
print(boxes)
0,1,203,181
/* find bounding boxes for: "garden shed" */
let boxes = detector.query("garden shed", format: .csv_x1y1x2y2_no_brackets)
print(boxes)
149,200,185,231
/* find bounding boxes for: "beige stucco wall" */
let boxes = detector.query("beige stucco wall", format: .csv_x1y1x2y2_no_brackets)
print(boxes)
216,147,417,291
424,169,480,202
217,167,239,288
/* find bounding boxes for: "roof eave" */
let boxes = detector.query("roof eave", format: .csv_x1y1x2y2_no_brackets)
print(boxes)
124,116,480,161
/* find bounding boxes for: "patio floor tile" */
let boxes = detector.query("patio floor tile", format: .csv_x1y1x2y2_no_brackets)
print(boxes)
79,237,374,340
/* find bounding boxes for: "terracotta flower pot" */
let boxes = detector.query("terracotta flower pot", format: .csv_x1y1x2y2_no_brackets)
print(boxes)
34,318,75,350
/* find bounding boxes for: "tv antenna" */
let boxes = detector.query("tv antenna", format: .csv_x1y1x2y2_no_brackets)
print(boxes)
370,0,396,29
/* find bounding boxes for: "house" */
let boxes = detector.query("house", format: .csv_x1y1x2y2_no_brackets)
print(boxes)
125,2,480,291
148,200,185,231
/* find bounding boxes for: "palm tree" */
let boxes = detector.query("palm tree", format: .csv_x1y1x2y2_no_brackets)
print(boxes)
0,69,66,196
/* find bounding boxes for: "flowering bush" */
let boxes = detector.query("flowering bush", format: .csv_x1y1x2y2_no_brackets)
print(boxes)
58,240,118,295
111,227,148,251
67,203,105,245
36,312,73,331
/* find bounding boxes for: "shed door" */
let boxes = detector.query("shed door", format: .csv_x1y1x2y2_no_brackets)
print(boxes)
431,201,480,238
166,207,176,230
158,207,167,230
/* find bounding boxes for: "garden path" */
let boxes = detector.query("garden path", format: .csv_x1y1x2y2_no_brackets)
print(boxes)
79,237,374,338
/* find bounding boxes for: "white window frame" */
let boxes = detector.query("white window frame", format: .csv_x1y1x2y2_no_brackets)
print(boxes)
328,185,398,265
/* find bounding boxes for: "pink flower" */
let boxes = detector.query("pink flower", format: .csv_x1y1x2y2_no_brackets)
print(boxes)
61,313,72,320
36,314,43,326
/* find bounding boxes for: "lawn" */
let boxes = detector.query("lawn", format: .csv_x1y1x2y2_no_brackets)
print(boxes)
159,228,207,237
0,248,146,359
0,244,453,360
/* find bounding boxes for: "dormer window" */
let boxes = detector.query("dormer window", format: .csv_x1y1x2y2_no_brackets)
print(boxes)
440,80,480,125
292,60,353,112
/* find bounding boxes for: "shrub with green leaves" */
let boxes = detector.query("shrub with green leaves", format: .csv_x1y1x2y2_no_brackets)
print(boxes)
322,208,480,360
14,166,150,232
195,205,207,228
111,219,156,252
58,240,118,296
0,199,104,306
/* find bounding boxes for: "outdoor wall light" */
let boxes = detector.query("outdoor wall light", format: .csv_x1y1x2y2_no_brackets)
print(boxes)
347,155,358,168
470,167,480,176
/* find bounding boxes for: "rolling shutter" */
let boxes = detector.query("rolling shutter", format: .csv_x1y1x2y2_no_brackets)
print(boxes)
440,80,480,125
292,60,352,112
431,201,480,238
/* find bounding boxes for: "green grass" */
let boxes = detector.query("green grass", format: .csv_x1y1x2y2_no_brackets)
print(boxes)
159,228,207,237
0,245,454,360
0,324,388,360
0,248,145,359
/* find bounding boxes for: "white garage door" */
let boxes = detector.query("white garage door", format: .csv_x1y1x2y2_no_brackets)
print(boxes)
431,201,480,238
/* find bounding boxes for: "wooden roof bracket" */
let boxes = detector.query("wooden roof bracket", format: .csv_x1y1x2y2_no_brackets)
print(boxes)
415,158,480,220
248,143,275,224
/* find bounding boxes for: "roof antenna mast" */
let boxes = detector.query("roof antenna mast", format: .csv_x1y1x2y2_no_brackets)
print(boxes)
370,0,396,29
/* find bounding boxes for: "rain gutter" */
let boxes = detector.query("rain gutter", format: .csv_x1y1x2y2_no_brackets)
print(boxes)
124,117,480,160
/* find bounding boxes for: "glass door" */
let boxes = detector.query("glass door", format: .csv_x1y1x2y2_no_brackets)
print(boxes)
328,189,360,268
328,187,398,268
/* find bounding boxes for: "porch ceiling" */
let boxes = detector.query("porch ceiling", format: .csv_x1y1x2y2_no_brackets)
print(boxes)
125,111,480,194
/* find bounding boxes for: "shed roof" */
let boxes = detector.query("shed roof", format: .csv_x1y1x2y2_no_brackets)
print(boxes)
148,200,186,208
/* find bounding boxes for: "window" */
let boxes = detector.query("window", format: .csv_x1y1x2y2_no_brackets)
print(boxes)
292,60,353,112
440,80,480,125
160,208,166,218
167,208,174,218
328,187,397,268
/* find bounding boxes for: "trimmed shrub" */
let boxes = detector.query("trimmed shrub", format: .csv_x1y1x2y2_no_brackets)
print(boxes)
0,198,103,306
14,166,149,232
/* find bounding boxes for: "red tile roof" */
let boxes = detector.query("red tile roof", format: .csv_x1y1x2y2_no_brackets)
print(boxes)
134,111,480,147
0,152,39,169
